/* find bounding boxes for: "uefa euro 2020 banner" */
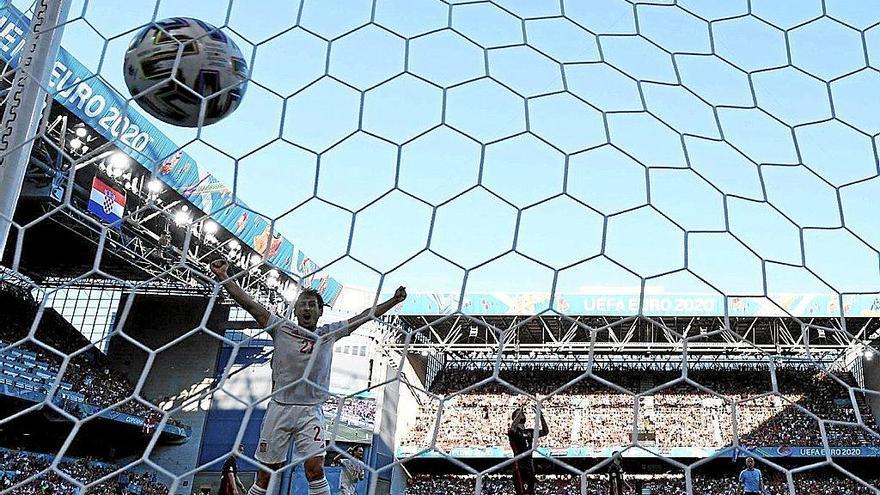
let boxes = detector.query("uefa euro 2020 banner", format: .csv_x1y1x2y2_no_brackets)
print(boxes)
393,292,880,317
0,4,341,305
394,445,880,459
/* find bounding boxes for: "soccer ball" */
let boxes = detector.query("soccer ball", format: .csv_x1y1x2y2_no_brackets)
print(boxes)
123,17,248,127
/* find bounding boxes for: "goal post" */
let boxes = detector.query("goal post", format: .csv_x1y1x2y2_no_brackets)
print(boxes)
0,0,72,254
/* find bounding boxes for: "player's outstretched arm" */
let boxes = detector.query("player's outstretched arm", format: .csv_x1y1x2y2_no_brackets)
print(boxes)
534,405,549,437
509,407,524,434
210,259,270,327
346,286,407,332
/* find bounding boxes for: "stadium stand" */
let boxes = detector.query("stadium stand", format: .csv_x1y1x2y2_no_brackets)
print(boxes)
0,281,186,429
324,397,377,430
401,367,880,452
0,448,170,494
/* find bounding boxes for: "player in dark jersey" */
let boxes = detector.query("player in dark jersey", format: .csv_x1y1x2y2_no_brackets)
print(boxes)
607,451,631,495
508,405,549,495
219,444,246,495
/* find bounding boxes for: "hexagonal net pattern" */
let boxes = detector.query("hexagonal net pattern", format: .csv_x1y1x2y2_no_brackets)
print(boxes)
0,0,879,494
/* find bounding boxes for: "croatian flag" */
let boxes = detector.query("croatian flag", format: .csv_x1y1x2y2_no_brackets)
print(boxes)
87,176,126,227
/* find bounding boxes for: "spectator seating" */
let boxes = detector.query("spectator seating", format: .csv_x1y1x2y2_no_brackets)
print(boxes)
323,397,376,429
0,282,186,430
0,448,170,495
400,367,880,452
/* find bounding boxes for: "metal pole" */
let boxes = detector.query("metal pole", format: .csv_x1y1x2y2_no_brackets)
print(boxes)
0,0,72,256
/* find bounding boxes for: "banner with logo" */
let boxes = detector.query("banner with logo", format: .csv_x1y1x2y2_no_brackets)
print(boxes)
748,446,880,458
395,445,880,459
391,292,880,317
0,4,341,304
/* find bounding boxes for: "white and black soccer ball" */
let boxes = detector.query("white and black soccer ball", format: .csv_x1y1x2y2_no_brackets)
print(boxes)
123,17,248,127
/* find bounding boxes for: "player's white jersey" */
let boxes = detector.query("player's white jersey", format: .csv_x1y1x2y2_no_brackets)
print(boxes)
266,315,349,405
339,458,364,495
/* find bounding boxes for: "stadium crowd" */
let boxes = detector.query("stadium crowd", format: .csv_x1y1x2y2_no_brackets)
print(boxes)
324,397,376,428
0,448,171,494
406,474,581,495
405,471,880,494
0,283,186,430
402,367,880,452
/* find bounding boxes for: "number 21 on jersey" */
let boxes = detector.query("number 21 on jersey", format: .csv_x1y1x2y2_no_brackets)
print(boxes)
299,338,315,354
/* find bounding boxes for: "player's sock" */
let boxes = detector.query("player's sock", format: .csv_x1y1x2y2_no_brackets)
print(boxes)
247,484,267,495
307,477,330,495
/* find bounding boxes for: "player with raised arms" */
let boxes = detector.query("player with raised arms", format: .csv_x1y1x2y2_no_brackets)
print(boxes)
210,259,406,495
331,445,365,495
739,457,764,495
507,404,549,495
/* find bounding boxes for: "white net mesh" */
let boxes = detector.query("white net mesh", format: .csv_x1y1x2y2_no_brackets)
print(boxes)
0,0,879,494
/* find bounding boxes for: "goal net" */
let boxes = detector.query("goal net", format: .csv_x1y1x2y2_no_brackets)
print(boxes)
0,0,878,494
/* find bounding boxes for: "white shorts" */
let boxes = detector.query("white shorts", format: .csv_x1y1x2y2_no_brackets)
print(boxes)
255,401,326,465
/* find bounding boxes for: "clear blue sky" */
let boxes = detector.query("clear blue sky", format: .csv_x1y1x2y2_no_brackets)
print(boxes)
32,0,880,301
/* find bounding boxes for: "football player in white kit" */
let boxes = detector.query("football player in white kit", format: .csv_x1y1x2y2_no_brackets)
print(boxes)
332,446,365,495
210,260,406,495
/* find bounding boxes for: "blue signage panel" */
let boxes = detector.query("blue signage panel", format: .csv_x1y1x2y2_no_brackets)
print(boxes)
395,445,880,459
392,292,880,317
